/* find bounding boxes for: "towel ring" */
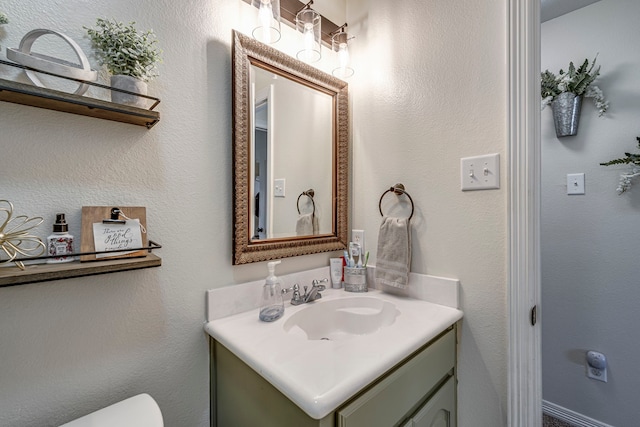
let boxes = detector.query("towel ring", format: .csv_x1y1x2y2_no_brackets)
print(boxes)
297,189,316,215
379,183,414,220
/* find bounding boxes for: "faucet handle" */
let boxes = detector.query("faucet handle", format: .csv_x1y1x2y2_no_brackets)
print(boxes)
312,278,328,291
283,283,300,293
283,283,303,305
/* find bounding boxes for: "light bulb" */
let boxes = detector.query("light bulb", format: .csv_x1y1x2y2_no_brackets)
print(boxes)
296,9,320,62
338,42,349,72
258,0,273,44
332,39,354,78
303,22,315,61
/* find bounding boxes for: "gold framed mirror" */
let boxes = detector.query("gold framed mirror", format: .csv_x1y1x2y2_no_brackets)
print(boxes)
232,30,349,265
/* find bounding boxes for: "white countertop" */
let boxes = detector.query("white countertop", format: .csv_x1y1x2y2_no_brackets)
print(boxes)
205,287,463,419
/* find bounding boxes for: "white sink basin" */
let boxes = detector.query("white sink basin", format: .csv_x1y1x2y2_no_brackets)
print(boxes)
283,296,400,340
205,288,462,420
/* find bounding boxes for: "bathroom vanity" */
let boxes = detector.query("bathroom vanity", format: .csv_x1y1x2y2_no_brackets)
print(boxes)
205,272,462,427
211,325,456,427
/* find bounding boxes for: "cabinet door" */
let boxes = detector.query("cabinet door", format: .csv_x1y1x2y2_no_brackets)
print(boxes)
407,377,456,427
213,341,334,427
336,330,455,427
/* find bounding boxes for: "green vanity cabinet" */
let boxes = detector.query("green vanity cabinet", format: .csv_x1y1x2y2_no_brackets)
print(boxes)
399,377,456,427
335,327,456,427
210,326,457,427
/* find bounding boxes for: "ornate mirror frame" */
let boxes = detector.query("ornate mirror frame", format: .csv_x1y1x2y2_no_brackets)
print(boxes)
232,30,349,265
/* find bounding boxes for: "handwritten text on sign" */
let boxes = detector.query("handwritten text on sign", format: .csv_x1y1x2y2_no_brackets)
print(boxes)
92,219,143,258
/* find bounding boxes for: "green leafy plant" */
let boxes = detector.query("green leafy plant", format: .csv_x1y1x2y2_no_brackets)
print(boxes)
600,137,640,194
85,18,162,82
0,12,8,25
541,56,608,116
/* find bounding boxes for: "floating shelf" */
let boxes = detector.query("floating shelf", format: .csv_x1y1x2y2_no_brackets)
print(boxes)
0,253,162,287
0,77,160,128
0,59,160,128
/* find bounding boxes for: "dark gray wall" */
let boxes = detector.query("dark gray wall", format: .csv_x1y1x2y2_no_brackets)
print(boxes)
542,1,640,425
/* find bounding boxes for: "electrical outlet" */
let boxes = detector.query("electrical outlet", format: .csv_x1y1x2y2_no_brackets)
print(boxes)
274,179,285,197
352,230,365,253
586,350,607,383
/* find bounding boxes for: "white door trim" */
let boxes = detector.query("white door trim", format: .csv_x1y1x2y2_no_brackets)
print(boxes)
507,0,542,425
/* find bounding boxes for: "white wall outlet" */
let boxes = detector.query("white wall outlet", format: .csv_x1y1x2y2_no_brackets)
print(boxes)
461,153,500,191
567,173,585,195
274,178,285,197
352,229,365,253
586,350,607,382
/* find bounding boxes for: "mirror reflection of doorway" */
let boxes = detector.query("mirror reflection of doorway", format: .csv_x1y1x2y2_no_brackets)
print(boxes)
253,89,270,240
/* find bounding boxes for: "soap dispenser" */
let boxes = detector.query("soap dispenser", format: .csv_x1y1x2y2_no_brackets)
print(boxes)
47,213,74,264
259,260,284,322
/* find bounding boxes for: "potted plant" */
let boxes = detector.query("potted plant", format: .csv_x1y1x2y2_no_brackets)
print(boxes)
541,56,608,137
85,18,161,107
600,136,640,194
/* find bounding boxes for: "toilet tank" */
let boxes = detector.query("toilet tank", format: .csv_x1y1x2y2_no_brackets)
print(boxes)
59,393,163,427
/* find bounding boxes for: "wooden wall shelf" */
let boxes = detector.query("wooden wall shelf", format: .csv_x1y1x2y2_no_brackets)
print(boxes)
0,76,160,128
0,254,162,287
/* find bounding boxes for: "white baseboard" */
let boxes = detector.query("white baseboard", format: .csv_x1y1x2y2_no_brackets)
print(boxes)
543,400,614,427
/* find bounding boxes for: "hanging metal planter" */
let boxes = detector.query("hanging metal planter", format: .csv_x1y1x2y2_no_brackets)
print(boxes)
551,92,583,138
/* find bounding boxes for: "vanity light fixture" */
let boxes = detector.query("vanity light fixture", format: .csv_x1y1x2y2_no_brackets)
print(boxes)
251,0,281,44
331,24,354,79
295,1,321,63
242,0,343,47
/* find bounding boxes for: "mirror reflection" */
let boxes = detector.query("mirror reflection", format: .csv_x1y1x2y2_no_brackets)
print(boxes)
250,64,333,240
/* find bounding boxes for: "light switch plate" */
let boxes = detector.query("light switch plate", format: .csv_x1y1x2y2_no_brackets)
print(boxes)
461,153,500,191
274,178,285,197
567,173,585,195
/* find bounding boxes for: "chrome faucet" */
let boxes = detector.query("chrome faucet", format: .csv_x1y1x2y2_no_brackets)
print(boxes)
303,278,328,303
285,279,328,305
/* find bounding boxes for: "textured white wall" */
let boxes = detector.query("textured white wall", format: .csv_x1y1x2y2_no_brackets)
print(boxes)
0,1,339,426
346,0,508,425
541,0,640,425
0,0,509,426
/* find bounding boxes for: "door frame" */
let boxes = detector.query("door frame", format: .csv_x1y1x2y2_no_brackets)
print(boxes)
507,0,542,425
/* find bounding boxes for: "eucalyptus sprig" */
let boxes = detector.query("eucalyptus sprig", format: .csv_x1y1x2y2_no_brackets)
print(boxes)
600,137,640,194
541,56,608,116
85,18,162,82
0,12,9,25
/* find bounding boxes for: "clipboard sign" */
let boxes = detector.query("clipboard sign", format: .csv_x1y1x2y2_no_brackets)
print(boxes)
80,206,148,262
92,219,144,258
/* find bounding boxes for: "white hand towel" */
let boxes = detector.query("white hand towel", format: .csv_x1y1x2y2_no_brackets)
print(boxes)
296,213,319,236
375,217,411,289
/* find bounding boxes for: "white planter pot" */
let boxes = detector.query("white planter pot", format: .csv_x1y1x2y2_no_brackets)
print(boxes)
110,75,148,108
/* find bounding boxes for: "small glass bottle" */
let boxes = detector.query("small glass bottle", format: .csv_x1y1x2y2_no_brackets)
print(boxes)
47,213,74,263
259,260,284,322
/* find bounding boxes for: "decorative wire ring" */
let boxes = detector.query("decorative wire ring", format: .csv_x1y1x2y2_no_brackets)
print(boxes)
297,189,316,215
0,200,45,270
378,183,414,220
